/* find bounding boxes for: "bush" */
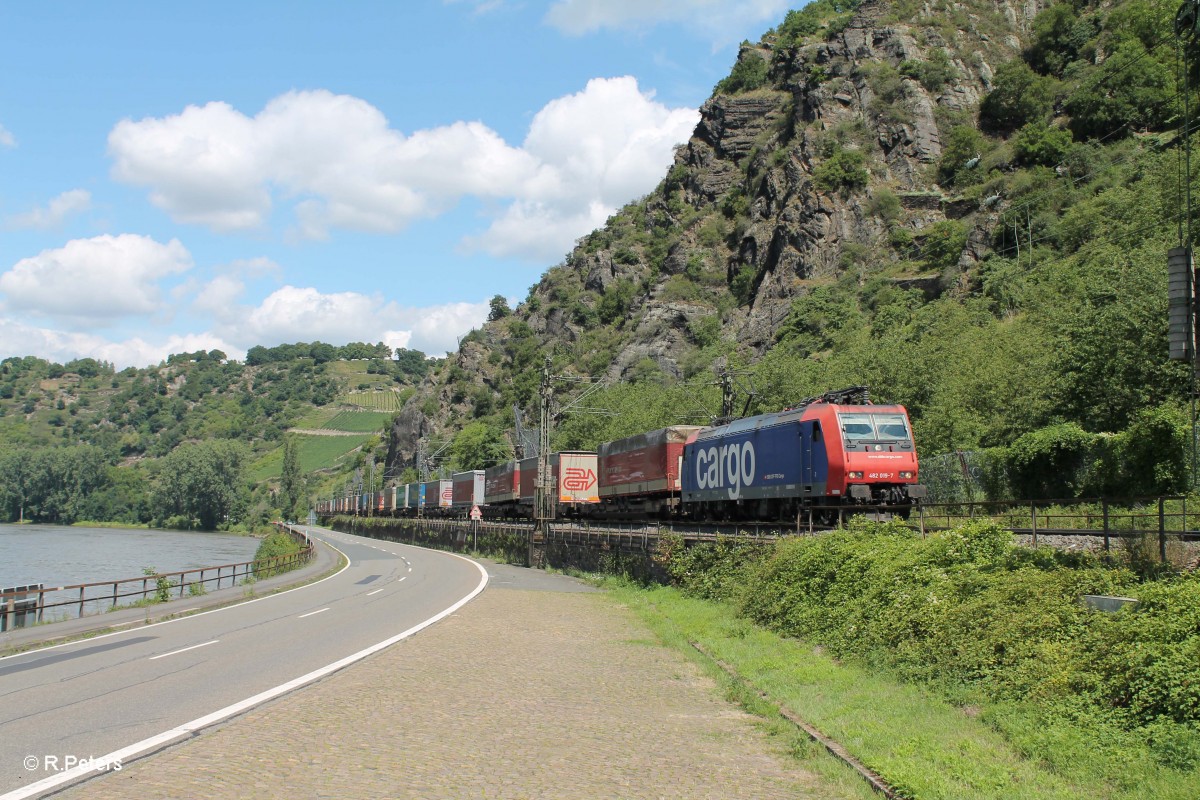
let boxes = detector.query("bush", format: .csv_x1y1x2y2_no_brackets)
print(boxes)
919,219,968,271
937,125,985,186
1013,121,1074,167
979,60,1054,133
1004,422,1099,500
666,516,1200,750
715,48,770,95
254,529,303,578
664,537,768,601
899,49,958,92
813,147,868,192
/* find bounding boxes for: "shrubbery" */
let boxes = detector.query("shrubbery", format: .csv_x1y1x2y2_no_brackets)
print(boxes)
981,405,1189,500
254,528,303,578
664,517,1200,769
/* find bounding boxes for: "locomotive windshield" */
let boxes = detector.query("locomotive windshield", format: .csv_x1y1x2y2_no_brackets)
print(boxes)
839,412,911,443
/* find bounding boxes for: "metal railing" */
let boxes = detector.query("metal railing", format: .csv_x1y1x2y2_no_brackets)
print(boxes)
329,495,1200,567
1,528,314,631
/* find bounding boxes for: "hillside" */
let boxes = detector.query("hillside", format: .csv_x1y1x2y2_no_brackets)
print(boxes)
0,342,435,528
385,0,1194,499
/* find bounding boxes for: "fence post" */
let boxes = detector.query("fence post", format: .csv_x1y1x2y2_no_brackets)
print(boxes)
919,503,926,539
1030,502,1038,548
1102,498,1110,552
1159,497,1167,563
79,586,85,619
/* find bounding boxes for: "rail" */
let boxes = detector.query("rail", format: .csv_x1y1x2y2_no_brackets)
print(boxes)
329,494,1200,567
1,526,314,631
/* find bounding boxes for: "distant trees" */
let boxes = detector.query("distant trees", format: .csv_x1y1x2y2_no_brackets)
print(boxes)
246,341,395,365
152,441,247,530
0,446,119,524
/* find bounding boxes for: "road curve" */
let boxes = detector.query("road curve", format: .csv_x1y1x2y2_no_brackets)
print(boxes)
0,526,487,799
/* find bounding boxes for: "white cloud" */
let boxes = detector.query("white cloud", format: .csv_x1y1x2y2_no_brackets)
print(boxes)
544,0,790,46
0,284,486,368
109,91,537,238
5,189,92,229
466,76,699,259
0,234,192,323
107,81,697,261
0,318,239,370
192,274,246,319
0,123,14,148
216,285,488,356
108,101,269,232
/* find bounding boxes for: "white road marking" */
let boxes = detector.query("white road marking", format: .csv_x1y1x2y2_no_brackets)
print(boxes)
0,535,353,664
366,588,384,596
297,608,330,618
149,640,218,661
397,576,407,582
0,553,489,800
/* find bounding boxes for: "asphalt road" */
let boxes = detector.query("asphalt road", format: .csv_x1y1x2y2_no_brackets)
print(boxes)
0,526,488,799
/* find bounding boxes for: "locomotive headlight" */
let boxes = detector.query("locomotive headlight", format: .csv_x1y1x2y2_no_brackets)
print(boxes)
899,471,914,479
848,471,863,479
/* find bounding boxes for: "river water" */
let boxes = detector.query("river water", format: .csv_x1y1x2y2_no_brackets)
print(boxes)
0,524,261,592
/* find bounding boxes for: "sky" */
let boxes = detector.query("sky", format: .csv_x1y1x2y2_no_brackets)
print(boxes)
0,1,800,368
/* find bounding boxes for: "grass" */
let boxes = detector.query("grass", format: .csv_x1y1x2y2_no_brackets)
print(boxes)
323,410,391,432
604,581,1199,800
247,434,373,482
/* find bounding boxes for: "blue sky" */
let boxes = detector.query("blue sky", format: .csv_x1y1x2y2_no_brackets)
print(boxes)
0,1,798,368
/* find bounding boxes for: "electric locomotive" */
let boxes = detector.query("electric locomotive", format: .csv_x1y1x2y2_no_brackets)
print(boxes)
680,387,924,521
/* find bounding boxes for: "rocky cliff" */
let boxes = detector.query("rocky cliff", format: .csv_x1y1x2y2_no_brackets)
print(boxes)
386,0,1046,478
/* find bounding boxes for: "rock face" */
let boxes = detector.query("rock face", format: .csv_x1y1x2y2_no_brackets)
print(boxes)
386,0,1039,475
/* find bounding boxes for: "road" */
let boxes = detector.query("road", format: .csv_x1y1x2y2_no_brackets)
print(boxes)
0,526,487,799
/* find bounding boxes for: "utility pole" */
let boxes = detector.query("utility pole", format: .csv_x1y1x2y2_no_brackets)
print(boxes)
532,358,554,565
1173,2,1200,483
527,356,611,565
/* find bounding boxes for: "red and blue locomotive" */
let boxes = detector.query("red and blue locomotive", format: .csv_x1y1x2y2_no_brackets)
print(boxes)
680,388,924,522
320,387,924,523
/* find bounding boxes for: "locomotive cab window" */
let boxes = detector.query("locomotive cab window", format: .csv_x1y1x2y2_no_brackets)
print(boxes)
839,413,911,444
840,413,875,441
873,414,910,440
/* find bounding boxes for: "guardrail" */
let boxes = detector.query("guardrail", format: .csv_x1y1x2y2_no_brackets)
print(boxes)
1,526,314,632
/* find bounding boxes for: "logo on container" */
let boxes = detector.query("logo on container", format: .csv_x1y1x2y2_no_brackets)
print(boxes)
695,441,756,499
563,468,596,491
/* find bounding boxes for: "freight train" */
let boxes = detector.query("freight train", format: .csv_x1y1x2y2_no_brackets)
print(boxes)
315,388,925,524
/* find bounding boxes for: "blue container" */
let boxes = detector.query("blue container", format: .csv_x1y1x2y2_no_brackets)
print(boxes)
681,409,829,503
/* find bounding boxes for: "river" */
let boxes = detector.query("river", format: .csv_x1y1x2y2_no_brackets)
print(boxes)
0,524,262,593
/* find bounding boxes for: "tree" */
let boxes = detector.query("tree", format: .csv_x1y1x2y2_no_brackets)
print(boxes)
487,295,511,321
1012,121,1073,167
450,422,511,471
153,441,247,530
978,60,1054,133
813,147,868,193
281,436,303,518
937,126,985,186
1063,40,1173,140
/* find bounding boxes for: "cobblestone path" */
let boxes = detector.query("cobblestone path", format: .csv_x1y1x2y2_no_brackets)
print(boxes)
63,583,827,799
